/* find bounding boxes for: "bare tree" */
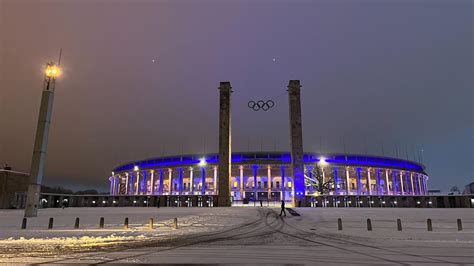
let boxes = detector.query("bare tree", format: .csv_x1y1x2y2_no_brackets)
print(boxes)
450,186,460,195
305,165,334,195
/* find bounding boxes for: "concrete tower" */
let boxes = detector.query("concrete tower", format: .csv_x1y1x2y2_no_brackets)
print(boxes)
24,63,59,217
217,82,232,207
288,80,305,207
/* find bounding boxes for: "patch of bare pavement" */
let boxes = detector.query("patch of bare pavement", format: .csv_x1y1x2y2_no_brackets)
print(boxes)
0,207,473,265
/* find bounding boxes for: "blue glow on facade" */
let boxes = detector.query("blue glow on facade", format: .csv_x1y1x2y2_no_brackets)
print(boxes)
393,170,398,193
179,168,183,192
159,169,164,194
377,169,381,195
253,165,258,196
201,167,205,194
129,173,134,194
141,171,147,193
110,152,429,199
113,152,426,174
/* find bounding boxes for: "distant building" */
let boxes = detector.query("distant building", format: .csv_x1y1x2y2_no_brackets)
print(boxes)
464,182,474,195
0,165,29,209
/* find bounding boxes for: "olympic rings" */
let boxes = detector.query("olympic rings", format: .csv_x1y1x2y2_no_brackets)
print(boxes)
247,100,275,111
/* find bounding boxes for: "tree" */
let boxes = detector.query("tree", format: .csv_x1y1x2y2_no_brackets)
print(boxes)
450,186,460,195
304,165,334,195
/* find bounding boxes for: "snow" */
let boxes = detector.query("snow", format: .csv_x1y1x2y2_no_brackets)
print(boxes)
0,207,473,264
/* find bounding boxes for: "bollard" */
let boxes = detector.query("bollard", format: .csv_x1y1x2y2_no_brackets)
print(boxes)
337,218,342,230
173,217,178,229
74,217,80,229
124,217,129,229
397,219,402,231
367,218,372,231
149,218,154,230
427,218,432,231
48,217,54,229
457,219,462,231
21,218,27,229
99,217,104,229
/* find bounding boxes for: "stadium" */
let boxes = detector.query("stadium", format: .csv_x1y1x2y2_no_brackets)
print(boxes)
109,152,429,206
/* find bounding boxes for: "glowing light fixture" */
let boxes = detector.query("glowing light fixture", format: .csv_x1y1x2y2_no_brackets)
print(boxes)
318,157,328,165
45,63,61,78
198,158,207,167
133,165,139,171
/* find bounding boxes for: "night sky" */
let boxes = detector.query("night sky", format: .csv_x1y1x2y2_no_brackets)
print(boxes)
1,0,472,192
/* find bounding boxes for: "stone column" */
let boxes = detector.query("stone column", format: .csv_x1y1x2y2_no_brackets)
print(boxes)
135,171,140,195
150,170,155,195
168,169,172,194
288,80,305,207
356,168,361,195
345,168,350,195
399,171,404,195
267,166,272,200
115,176,119,195
190,168,194,194
367,169,372,195
240,166,244,199
385,170,390,195
179,168,183,195
410,173,415,195
125,173,129,195
217,81,232,207
213,166,218,195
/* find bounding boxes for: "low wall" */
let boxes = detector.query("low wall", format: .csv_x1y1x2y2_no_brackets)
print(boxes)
34,193,473,209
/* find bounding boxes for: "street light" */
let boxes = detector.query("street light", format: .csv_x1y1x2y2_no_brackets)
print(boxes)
24,61,62,218
318,157,327,165
45,63,61,78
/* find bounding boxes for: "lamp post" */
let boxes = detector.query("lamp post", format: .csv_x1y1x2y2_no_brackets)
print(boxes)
24,62,60,217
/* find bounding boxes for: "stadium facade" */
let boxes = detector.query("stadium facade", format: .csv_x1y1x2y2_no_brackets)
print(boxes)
109,152,429,203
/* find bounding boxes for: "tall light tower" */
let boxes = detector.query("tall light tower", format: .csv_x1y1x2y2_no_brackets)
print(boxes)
24,62,60,217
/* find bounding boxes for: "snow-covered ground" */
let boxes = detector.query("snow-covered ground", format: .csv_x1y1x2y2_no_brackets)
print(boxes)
0,207,473,265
